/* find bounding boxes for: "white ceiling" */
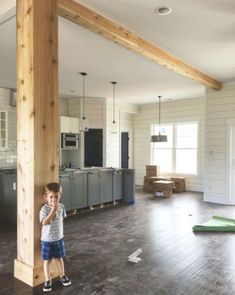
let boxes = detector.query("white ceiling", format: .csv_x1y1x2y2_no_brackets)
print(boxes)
0,0,235,104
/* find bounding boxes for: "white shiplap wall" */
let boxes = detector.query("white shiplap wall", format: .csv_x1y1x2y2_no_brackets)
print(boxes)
133,97,206,191
60,98,68,116
204,81,235,204
120,112,134,168
106,100,137,168
106,99,120,167
68,97,104,128
0,87,68,167
68,97,105,168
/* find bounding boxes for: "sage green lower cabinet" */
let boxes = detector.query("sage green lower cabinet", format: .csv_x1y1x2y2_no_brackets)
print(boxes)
60,168,130,211
73,171,88,209
100,169,113,203
113,169,123,201
122,169,135,204
0,169,17,223
60,173,73,211
87,170,100,206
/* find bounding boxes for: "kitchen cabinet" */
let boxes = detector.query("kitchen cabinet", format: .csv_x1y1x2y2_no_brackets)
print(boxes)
60,168,134,211
59,173,73,210
100,169,113,203
87,169,113,206
0,169,17,223
0,111,8,150
113,169,123,201
122,169,135,204
73,171,88,209
60,171,88,211
60,116,80,133
87,170,100,206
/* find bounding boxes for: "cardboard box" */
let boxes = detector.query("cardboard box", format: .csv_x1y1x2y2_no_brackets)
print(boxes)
146,165,159,177
148,176,170,185
153,180,174,198
143,176,170,193
171,177,186,193
143,176,152,192
153,180,174,190
154,189,172,198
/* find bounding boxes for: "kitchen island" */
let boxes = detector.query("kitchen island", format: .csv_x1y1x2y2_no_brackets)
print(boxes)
0,168,135,223
59,167,135,211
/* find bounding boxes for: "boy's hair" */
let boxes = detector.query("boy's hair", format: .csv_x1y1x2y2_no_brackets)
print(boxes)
45,182,62,194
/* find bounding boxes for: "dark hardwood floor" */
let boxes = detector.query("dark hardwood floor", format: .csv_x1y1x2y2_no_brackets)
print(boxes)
1,191,235,294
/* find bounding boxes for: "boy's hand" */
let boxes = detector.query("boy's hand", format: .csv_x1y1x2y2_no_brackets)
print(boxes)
52,203,58,212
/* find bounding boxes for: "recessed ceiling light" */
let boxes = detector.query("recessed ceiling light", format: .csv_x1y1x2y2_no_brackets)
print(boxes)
155,6,172,16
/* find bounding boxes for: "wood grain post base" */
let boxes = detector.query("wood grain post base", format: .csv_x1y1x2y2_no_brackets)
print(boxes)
14,259,59,287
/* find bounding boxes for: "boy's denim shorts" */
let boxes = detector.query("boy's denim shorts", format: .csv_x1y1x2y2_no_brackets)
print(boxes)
41,238,65,260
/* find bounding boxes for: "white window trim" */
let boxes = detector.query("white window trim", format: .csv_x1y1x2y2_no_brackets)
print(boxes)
151,120,199,176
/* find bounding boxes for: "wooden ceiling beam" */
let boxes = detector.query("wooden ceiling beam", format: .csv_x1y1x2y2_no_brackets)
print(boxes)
58,0,222,91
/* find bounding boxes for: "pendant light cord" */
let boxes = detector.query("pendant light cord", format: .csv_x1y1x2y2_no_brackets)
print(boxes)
83,75,85,119
80,72,87,120
111,81,117,124
158,95,161,135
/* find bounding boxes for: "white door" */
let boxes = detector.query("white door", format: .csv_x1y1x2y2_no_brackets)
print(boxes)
227,119,235,204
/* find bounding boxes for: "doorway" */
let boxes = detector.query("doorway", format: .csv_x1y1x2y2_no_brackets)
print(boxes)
85,129,103,167
121,132,129,168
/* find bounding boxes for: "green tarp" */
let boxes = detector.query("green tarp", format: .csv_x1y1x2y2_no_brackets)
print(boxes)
192,215,235,232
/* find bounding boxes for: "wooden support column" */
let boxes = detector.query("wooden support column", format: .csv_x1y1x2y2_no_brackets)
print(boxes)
14,0,59,287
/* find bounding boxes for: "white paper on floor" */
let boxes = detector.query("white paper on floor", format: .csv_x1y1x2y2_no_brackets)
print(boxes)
128,248,142,263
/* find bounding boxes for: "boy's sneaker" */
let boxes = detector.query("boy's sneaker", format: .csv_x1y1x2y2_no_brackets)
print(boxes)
43,280,52,292
60,275,72,287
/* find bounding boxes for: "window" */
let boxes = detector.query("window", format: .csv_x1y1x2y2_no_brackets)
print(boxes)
151,122,198,174
0,111,8,150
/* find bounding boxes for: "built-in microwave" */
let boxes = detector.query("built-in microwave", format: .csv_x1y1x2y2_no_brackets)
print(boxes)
61,133,79,150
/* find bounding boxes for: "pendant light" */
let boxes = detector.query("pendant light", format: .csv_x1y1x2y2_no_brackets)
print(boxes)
151,95,167,142
80,72,87,119
110,81,118,134
80,72,89,132
111,81,117,124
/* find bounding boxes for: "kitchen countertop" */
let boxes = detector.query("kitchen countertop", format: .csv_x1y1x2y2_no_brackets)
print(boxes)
0,167,119,174
0,167,17,173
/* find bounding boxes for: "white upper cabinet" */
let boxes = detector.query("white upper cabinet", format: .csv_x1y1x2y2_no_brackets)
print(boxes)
70,117,80,133
0,110,8,150
60,116,80,133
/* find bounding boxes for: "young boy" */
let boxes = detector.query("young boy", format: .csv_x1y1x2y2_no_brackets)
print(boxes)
40,182,71,292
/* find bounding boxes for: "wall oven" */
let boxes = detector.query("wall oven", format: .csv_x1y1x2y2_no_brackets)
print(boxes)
61,133,79,150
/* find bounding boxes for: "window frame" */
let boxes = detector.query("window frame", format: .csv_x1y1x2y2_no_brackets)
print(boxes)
151,120,199,176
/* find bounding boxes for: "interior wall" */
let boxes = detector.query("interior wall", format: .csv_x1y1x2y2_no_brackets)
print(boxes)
106,99,120,168
106,100,137,168
68,97,104,128
133,97,206,191
0,90,136,170
120,112,134,168
68,97,105,168
204,81,235,204
0,88,68,168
